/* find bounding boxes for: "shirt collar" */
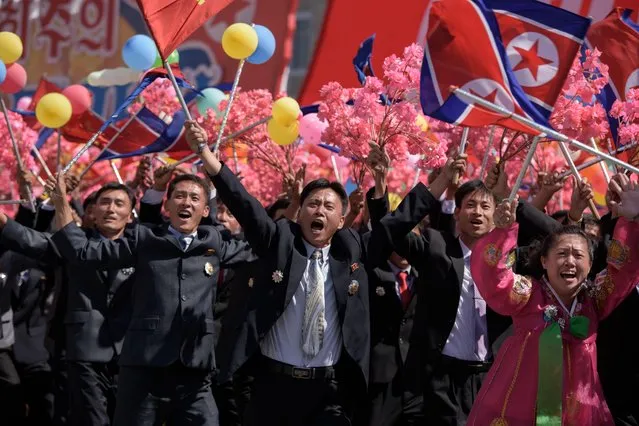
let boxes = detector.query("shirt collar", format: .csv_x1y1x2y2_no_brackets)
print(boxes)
168,225,198,240
458,238,472,259
387,261,411,276
302,239,330,263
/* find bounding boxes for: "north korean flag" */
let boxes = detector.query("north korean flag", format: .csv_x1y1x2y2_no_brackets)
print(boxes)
586,8,639,144
486,0,590,120
96,107,193,161
420,0,548,134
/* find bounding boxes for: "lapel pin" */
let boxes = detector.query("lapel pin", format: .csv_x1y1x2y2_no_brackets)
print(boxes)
272,270,284,284
350,263,359,272
375,286,385,296
121,267,135,276
204,262,215,277
206,248,216,255
348,280,360,296
248,278,254,288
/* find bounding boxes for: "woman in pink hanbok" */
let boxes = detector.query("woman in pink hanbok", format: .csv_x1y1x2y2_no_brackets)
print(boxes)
467,175,639,426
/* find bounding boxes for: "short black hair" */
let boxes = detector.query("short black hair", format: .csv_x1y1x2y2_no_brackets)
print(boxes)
94,183,136,211
82,191,98,211
551,210,569,222
167,174,210,199
300,179,348,215
454,179,496,207
526,225,594,278
267,198,291,219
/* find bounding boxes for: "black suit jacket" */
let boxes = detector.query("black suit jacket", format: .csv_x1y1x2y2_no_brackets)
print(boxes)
369,262,418,384
211,165,371,388
0,219,135,363
52,220,254,370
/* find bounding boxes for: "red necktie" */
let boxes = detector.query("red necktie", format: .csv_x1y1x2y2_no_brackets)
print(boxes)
397,271,411,309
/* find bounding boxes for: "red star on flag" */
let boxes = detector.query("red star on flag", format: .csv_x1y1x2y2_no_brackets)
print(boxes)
513,40,554,81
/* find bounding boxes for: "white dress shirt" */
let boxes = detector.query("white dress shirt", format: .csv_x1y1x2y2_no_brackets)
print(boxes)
260,240,343,367
442,239,490,361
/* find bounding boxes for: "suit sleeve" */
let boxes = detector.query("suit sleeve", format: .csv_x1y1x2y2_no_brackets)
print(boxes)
208,165,277,257
366,187,389,227
14,204,36,228
591,218,639,320
366,182,440,267
139,201,165,225
51,222,138,269
470,223,534,317
515,201,561,246
0,219,61,264
219,237,257,268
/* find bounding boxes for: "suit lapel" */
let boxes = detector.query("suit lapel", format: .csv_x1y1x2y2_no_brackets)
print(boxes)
329,255,349,320
446,234,464,298
284,235,309,308
186,228,208,253
159,223,183,252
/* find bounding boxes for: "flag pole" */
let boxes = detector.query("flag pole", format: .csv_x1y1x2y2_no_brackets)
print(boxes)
452,127,469,185
589,138,610,183
557,141,600,219
451,87,639,174
508,136,540,202
56,130,62,172
77,106,145,180
63,130,106,174
479,126,496,180
109,160,138,219
170,115,271,168
557,142,638,178
0,199,28,205
163,60,193,121
0,98,35,212
606,139,619,174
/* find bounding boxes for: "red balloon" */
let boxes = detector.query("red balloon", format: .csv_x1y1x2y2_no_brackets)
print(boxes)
62,84,92,115
0,63,26,94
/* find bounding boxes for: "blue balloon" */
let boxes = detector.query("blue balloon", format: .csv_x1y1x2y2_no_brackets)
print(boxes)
247,25,276,65
197,88,226,116
122,35,157,71
0,60,6,84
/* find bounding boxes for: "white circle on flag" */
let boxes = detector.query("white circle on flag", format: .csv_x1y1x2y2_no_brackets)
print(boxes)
506,32,558,88
625,69,639,97
460,79,515,114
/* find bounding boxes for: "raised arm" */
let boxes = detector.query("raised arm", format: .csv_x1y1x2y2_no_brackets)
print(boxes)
185,121,277,257
0,215,61,264
591,175,639,319
470,199,533,317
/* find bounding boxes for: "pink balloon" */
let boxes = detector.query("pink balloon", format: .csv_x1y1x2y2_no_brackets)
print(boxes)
299,113,328,145
16,96,31,110
62,84,92,115
0,63,27,94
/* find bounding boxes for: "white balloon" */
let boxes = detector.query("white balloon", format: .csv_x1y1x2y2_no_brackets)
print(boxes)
86,67,141,87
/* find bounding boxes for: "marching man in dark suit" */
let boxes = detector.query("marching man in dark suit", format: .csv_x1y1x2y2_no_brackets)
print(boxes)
0,182,138,426
45,172,255,426
185,121,372,425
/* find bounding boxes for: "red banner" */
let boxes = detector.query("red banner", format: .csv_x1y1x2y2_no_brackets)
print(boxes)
299,0,637,105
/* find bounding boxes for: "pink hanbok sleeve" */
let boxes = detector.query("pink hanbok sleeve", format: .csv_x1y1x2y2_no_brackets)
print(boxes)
591,217,639,320
470,223,533,316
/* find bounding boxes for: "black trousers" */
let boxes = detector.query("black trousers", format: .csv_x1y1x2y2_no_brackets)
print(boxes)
423,356,490,426
16,360,55,426
365,374,424,426
243,370,350,426
67,360,119,426
113,364,218,426
600,374,639,426
0,348,24,423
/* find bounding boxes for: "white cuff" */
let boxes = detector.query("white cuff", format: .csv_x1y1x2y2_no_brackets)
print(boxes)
441,200,456,215
141,188,165,205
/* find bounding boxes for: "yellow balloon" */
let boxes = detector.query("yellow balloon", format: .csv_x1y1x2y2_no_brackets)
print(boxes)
415,114,429,132
272,97,301,127
268,119,299,146
0,32,23,64
222,23,258,60
36,93,72,129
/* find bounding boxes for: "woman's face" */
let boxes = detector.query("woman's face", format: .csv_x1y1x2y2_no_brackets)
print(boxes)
541,234,592,296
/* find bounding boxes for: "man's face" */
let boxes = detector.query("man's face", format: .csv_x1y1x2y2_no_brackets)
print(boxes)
454,190,495,239
216,201,241,235
165,180,210,234
298,188,345,248
94,190,133,236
